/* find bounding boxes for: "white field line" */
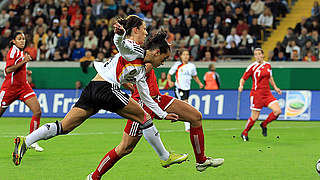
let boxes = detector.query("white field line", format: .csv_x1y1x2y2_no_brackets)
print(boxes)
0,125,319,138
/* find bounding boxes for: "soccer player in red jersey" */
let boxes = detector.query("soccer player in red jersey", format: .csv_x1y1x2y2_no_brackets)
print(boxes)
238,48,282,141
1,31,43,152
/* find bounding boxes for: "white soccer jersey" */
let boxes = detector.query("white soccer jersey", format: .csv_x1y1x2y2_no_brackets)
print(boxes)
94,33,168,119
168,61,197,90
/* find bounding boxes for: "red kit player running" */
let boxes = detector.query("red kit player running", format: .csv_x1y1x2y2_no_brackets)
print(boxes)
1,31,43,156
238,48,282,141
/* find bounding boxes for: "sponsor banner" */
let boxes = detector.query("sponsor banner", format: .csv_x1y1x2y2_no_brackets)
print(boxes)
3,89,320,120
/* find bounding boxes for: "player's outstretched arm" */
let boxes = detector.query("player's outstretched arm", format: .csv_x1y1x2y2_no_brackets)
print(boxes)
238,78,245,92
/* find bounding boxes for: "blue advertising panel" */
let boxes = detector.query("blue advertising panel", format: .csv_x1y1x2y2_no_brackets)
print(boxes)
3,89,320,121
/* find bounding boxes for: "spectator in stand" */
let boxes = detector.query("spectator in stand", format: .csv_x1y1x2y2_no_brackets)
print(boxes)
99,40,113,58
309,19,320,33
282,27,297,47
83,6,96,26
33,26,48,49
206,4,216,24
234,7,246,24
202,51,216,61
24,42,38,61
236,18,249,36
169,18,181,34
223,6,234,26
312,1,320,17
180,17,195,37
258,7,273,29
242,0,252,16
79,50,95,73
294,17,308,35
57,28,71,52
92,0,104,19
227,41,240,56
226,27,241,49
72,41,85,61
158,72,168,90
164,0,175,17
250,0,265,16
203,64,220,90
212,16,223,32
310,30,320,45
297,27,309,47
215,40,228,61
239,29,254,55
152,0,166,18
84,30,98,50
46,29,58,60
70,9,83,28
68,1,80,17
60,7,71,25
190,38,201,61
200,32,210,46
50,18,60,35
52,50,62,61
197,18,210,38
184,28,200,48
273,41,286,60
48,8,58,26
286,40,300,60
0,29,11,49
303,50,317,62
0,9,9,28
220,18,232,37
274,51,287,61
211,28,225,48
140,0,153,15
200,40,215,60
301,40,315,58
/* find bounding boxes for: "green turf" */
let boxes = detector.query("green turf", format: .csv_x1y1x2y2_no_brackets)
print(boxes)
0,117,319,180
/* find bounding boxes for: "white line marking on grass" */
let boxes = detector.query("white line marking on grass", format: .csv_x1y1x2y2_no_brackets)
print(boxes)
0,125,319,138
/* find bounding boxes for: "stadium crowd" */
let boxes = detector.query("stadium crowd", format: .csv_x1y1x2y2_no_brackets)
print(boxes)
0,0,290,62
271,1,320,61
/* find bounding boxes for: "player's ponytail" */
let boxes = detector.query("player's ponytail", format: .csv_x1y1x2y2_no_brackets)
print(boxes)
144,29,170,54
117,15,143,37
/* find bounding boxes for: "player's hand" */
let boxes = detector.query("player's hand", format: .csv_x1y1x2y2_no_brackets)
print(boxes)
199,83,204,89
164,113,179,122
24,53,32,62
113,22,125,35
168,81,174,88
275,87,282,95
238,86,243,92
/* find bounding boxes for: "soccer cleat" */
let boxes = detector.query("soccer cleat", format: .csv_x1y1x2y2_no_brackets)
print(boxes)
30,142,44,152
196,157,224,172
160,152,188,168
86,173,93,180
260,123,267,137
12,136,28,166
241,133,249,141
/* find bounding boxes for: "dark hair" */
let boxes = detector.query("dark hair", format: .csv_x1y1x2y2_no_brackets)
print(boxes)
9,31,25,49
178,48,189,56
144,30,170,54
117,15,144,36
254,48,264,54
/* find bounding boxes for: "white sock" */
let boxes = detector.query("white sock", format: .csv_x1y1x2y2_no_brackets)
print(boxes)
142,125,170,161
184,122,190,131
25,123,59,147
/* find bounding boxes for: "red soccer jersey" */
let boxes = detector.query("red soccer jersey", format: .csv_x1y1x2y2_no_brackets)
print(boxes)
242,61,272,92
2,45,27,88
132,68,160,99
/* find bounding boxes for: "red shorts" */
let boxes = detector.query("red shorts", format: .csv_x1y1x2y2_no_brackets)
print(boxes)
0,83,36,108
124,94,175,137
250,91,277,111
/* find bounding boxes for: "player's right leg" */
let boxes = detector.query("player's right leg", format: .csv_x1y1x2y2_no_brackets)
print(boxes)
89,131,141,180
241,110,260,141
165,99,224,171
12,107,96,166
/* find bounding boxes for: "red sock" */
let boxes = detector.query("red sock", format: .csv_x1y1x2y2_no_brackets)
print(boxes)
190,126,206,163
242,117,255,136
92,148,121,180
262,112,278,127
29,116,40,134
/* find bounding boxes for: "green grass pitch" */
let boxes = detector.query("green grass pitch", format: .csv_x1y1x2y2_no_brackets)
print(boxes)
0,117,319,180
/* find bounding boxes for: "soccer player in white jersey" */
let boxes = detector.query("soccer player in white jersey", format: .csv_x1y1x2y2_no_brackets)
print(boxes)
167,49,204,132
238,48,282,141
12,27,178,173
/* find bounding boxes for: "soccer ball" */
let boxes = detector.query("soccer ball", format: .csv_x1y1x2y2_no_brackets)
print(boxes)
316,159,320,175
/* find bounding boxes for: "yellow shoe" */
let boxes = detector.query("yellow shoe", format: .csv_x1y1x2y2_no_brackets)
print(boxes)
160,152,188,168
12,136,28,166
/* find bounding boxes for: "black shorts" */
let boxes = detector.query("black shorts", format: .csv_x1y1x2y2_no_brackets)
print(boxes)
174,88,190,100
74,81,130,112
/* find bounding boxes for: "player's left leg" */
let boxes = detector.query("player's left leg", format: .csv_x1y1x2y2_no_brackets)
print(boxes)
90,132,141,180
165,99,224,171
260,101,282,136
24,96,43,152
